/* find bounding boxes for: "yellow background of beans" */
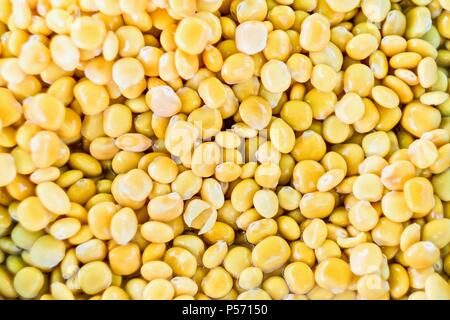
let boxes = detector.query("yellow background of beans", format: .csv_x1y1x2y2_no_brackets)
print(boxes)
0,0,450,301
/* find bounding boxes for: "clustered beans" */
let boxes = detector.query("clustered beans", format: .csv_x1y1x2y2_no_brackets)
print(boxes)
0,0,449,302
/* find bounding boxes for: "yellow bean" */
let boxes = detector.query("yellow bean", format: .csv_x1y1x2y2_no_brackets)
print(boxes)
299,13,330,52
252,236,290,273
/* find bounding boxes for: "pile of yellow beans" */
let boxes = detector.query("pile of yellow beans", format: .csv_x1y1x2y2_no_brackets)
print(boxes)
0,0,450,301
